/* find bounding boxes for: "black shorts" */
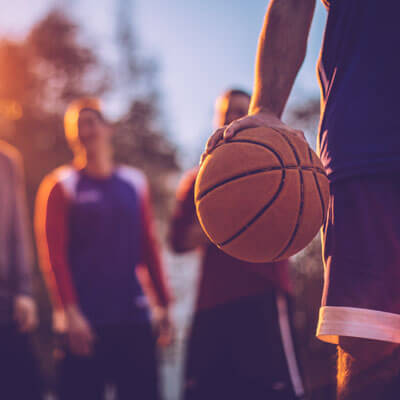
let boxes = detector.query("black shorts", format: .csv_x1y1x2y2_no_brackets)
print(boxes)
0,324,42,400
184,290,305,400
317,175,400,344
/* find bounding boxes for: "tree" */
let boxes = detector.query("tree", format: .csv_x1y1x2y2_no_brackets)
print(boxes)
113,0,179,226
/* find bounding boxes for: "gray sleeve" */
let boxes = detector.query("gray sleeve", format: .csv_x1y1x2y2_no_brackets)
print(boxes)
9,154,34,297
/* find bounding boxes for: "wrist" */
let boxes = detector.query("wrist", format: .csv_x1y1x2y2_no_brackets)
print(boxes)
15,293,33,301
248,105,279,118
65,304,81,319
153,304,170,318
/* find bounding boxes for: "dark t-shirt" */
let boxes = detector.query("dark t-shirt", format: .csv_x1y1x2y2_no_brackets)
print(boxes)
169,168,291,311
318,0,400,181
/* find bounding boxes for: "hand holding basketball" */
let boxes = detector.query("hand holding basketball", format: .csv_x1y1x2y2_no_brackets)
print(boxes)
201,109,306,163
196,126,329,263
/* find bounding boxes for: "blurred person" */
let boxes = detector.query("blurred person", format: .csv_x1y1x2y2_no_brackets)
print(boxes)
170,89,305,400
0,141,41,400
204,1,400,399
35,98,173,400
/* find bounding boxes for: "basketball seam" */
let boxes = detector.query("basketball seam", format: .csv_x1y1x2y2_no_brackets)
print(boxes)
218,168,286,247
272,129,305,261
227,139,325,176
196,165,325,201
207,138,287,248
196,167,282,201
307,147,327,227
198,133,322,255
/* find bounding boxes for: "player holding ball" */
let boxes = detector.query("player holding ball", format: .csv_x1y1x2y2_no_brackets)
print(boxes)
203,1,400,399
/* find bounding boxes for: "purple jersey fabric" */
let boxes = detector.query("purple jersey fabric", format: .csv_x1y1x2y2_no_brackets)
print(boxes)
59,167,151,326
318,0,400,181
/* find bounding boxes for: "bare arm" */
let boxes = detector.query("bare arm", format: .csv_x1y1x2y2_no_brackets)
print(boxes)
204,0,316,156
250,0,316,116
182,223,209,251
170,169,209,253
10,153,38,332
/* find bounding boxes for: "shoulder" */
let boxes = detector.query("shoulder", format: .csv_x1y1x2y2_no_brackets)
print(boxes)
0,140,22,173
115,165,148,196
40,165,79,199
176,167,198,200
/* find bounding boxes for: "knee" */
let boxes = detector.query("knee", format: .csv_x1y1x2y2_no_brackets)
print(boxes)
337,337,400,399
338,336,398,365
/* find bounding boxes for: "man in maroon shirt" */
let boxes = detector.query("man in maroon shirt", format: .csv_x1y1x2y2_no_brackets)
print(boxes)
170,89,304,400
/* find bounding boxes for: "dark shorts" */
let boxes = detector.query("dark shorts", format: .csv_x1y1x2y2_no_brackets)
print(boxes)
184,291,305,400
317,174,400,344
58,323,159,400
0,324,42,400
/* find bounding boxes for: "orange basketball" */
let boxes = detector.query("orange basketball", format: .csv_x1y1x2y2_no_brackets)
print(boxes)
195,127,329,263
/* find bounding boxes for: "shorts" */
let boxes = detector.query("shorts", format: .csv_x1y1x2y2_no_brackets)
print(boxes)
184,290,305,400
317,174,400,344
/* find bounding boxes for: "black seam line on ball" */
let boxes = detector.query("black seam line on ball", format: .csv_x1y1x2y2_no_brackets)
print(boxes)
196,165,326,202
307,147,326,227
198,138,322,201
273,132,305,261
227,139,285,167
196,167,282,201
197,139,285,204
203,134,324,248
218,167,286,248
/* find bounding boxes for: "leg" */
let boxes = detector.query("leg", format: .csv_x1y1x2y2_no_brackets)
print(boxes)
184,308,233,400
337,337,400,400
58,342,106,400
316,177,400,397
112,324,160,400
0,325,42,400
230,292,304,400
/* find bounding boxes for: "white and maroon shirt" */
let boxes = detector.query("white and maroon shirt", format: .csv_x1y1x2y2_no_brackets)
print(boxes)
36,165,170,326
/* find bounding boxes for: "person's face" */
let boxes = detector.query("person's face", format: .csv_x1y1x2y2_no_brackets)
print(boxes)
214,93,250,128
77,109,111,153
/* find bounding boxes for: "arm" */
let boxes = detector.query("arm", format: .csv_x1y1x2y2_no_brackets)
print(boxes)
140,183,175,346
9,153,37,332
204,0,316,156
10,153,34,298
140,183,171,307
169,169,208,253
250,0,316,117
35,179,78,309
35,177,94,355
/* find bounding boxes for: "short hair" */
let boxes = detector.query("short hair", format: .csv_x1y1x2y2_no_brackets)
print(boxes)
215,88,251,116
64,97,103,148
223,88,251,100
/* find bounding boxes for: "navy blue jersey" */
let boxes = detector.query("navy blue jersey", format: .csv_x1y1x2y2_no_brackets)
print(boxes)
318,0,400,181
36,165,170,328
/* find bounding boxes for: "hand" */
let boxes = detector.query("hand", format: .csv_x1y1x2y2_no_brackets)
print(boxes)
14,295,38,333
154,307,175,348
201,108,306,164
182,223,210,251
65,306,95,356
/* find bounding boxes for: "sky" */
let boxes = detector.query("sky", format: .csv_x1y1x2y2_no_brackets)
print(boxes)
0,0,327,165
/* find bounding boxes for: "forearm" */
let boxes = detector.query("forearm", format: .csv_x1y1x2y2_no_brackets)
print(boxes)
181,223,209,251
250,0,316,116
35,179,78,307
12,155,34,296
143,229,171,307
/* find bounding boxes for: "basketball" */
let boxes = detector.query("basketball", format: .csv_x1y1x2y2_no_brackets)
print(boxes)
195,127,329,263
